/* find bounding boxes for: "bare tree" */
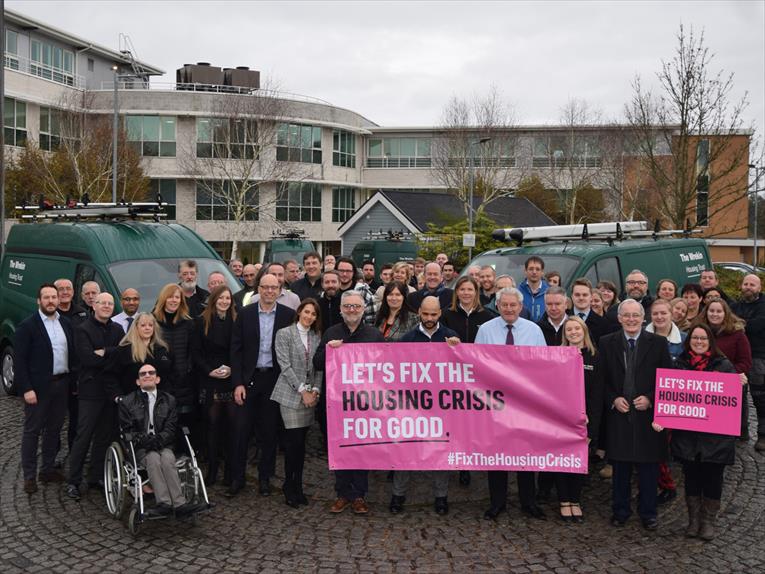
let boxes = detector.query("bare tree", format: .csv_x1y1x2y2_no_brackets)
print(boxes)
7,91,147,206
430,87,521,218
180,83,302,259
625,25,751,232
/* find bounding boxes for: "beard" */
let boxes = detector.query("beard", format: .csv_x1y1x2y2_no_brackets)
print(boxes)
181,280,197,291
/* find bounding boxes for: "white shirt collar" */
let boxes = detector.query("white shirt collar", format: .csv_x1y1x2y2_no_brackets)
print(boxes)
39,309,60,322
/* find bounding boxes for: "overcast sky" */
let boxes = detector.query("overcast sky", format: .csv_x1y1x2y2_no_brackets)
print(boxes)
7,1,765,143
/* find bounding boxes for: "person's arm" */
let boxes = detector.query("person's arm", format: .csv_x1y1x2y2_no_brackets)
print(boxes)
14,321,34,397
313,331,330,372
157,396,178,449
275,328,302,391
586,355,605,445
743,302,765,337
734,331,753,374
230,312,245,389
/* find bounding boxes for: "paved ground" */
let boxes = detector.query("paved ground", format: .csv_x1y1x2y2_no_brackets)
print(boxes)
1,393,764,573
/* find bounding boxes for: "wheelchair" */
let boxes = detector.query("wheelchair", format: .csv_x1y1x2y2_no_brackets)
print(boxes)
103,426,210,535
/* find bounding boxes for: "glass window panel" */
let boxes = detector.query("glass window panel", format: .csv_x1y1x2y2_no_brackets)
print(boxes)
7,30,18,54
313,150,321,164
213,120,228,143
160,117,175,141
313,127,322,148
312,187,321,205
276,146,288,161
288,124,300,146
333,131,339,150
369,139,382,156
40,107,50,133
143,142,159,156
63,51,73,73
16,102,26,128
126,116,142,141
39,134,50,150
312,208,321,221
301,148,311,163
4,98,13,126
197,143,212,158
4,127,14,145
534,137,548,156
288,147,301,162
399,138,415,156
31,40,40,62
53,47,62,70
50,110,60,135
42,44,51,66
197,118,211,142
300,126,312,148
276,207,287,221
142,116,160,141
196,206,212,220
159,142,176,157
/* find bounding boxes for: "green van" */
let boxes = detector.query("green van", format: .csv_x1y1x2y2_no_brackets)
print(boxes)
468,237,712,295
0,220,241,395
263,238,316,266
350,239,418,275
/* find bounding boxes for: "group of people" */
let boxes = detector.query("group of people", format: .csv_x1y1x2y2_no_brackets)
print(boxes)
18,249,765,540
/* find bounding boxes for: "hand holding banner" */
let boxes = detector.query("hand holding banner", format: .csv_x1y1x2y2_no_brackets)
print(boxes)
326,342,589,473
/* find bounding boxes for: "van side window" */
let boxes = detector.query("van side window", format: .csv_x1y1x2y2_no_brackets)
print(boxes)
74,264,106,306
595,257,622,293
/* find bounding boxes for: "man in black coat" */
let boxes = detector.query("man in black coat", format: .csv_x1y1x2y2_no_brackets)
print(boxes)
290,251,323,301
17,284,77,494
537,286,568,347
407,262,453,311
730,273,765,449
179,259,209,317
229,273,295,497
314,290,385,515
599,298,673,530
570,278,608,346
317,270,342,330
233,263,258,308
66,292,125,500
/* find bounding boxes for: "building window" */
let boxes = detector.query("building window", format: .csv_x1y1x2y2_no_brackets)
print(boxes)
332,187,356,222
126,116,176,157
87,58,94,72
276,182,322,222
150,179,177,221
30,39,75,86
445,138,516,168
195,180,259,221
533,135,600,168
4,97,27,147
5,29,18,70
276,123,322,164
39,107,61,151
332,130,356,168
366,137,431,168
696,139,710,226
196,117,257,159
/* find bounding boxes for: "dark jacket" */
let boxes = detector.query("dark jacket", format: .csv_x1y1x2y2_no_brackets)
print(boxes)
15,312,76,396
191,314,235,393
671,354,737,465
233,287,255,310
291,275,323,301
537,314,567,347
231,302,295,392
441,306,495,343
75,315,125,401
600,329,673,463
714,328,752,375
108,343,174,396
731,295,765,359
118,388,177,451
156,314,195,409
376,311,419,342
314,322,386,372
183,285,210,318
399,323,459,343
581,348,604,448
605,294,653,330
407,285,453,311
569,309,608,347
318,293,342,331
58,303,88,327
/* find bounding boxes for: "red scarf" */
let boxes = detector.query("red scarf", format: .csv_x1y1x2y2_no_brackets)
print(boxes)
689,350,712,371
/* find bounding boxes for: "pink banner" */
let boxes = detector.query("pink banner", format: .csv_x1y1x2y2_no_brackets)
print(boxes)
326,343,588,473
654,368,742,436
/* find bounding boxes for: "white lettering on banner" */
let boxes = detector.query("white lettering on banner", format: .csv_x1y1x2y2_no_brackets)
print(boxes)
341,361,475,385
447,451,584,470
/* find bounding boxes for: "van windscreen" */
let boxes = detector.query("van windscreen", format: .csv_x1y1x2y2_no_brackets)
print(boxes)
467,253,581,287
108,258,242,311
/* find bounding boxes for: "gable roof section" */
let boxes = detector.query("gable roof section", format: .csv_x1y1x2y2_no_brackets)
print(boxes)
336,192,421,236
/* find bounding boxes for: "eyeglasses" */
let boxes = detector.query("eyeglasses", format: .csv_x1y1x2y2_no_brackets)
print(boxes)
626,280,647,285
342,303,363,310
690,336,709,341
139,370,157,377
259,285,279,291
620,313,643,319
122,297,140,302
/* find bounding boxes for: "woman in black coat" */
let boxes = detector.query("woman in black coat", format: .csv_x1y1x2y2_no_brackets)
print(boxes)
110,313,173,396
191,285,237,485
152,284,196,438
557,316,603,522
654,323,744,541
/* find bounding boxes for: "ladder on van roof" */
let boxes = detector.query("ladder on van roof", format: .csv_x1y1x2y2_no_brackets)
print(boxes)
15,196,167,222
492,220,701,245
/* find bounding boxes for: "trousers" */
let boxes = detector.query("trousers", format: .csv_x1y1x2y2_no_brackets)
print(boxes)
611,460,659,521
67,398,115,485
141,448,187,507
21,378,69,480
392,471,449,498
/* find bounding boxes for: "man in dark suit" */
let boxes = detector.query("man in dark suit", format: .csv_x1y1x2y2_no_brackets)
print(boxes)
407,262,453,311
599,299,673,530
233,263,258,309
17,284,77,494
569,278,608,346
229,272,295,497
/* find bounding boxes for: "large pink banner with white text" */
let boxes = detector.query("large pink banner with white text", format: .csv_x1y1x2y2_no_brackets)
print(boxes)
326,343,588,472
654,368,742,436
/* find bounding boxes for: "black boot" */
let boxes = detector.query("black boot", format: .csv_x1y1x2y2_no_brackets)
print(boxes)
295,471,308,505
283,477,299,508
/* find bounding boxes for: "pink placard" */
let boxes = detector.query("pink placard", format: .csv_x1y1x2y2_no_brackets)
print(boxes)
654,368,742,436
326,343,589,473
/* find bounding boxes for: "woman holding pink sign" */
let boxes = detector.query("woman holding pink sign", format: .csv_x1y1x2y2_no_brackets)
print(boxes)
659,324,739,541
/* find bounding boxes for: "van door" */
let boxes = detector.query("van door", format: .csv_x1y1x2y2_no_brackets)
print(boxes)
582,256,623,293
74,264,107,307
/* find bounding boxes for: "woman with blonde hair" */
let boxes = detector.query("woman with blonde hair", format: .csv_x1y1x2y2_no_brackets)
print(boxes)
671,297,691,332
374,261,416,305
558,316,603,523
110,312,173,395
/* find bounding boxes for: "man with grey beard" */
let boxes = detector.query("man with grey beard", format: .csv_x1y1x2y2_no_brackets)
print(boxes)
313,290,385,515
178,260,209,317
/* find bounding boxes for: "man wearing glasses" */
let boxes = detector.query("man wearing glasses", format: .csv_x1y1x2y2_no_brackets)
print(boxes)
606,269,654,328
599,299,673,530
313,290,385,515
335,257,376,325
230,273,296,497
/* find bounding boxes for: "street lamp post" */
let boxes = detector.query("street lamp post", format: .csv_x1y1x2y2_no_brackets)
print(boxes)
112,66,119,203
467,137,491,261
750,164,764,267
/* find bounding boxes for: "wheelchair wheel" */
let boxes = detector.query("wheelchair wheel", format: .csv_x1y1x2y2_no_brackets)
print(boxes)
104,442,128,518
128,506,140,536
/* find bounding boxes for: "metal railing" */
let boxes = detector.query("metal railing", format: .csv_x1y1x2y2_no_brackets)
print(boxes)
4,53,86,89
97,80,333,106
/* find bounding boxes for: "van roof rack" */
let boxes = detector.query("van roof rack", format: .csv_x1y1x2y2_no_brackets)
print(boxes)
364,229,414,241
492,220,701,245
15,195,167,222
272,228,306,239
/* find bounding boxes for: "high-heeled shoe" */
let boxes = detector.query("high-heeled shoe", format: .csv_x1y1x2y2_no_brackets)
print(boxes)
559,502,573,522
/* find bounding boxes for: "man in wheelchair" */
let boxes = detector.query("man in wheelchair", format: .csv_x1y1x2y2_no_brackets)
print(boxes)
118,364,203,518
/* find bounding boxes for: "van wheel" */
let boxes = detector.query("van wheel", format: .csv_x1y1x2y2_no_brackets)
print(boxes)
1,346,16,396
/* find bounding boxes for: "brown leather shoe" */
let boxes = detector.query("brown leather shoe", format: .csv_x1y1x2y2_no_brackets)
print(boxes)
330,497,351,513
24,479,38,494
352,497,369,514
39,469,65,483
